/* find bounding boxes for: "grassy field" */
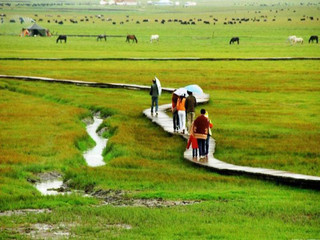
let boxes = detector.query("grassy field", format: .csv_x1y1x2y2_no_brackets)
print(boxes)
0,0,320,239
0,0,320,58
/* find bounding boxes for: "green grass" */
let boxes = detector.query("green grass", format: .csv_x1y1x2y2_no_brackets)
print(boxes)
0,1,320,239
1,60,319,175
0,0,319,58
0,79,319,239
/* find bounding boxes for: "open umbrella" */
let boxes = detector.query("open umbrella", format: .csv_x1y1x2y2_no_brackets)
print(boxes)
173,87,188,97
184,84,204,95
155,76,162,96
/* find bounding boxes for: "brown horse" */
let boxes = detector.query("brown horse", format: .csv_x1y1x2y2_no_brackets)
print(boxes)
126,35,138,43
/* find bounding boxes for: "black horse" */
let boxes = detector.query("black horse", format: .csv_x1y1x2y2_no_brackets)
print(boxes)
309,35,318,43
56,35,67,43
97,34,107,41
229,37,239,44
126,34,138,43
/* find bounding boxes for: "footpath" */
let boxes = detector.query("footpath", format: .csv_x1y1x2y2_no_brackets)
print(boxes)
1,74,319,189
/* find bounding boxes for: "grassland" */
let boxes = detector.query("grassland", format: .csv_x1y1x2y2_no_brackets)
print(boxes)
0,0,320,239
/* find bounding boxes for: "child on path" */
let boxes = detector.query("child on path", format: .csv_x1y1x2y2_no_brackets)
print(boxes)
187,123,199,161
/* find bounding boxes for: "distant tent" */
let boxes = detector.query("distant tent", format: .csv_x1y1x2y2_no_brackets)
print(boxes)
26,23,48,36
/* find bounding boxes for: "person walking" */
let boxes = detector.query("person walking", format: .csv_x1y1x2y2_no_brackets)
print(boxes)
204,111,213,160
187,123,199,161
185,90,197,133
192,109,210,160
149,78,159,116
172,92,180,132
176,95,186,134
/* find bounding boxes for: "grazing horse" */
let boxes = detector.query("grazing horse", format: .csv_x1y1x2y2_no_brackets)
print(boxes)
309,35,318,43
287,35,297,44
150,34,159,43
97,34,107,41
126,35,138,43
229,37,239,44
293,37,303,44
56,35,67,43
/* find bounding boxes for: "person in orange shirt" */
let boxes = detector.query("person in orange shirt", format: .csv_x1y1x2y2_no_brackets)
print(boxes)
176,95,186,134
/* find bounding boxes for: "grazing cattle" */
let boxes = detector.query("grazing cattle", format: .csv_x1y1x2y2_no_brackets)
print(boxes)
56,35,67,43
126,35,138,43
229,37,239,44
204,21,210,24
150,34,159,43
309,35,318,43
97,34,107,41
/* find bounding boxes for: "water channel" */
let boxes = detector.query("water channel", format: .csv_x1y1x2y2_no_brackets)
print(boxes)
35,116,107,195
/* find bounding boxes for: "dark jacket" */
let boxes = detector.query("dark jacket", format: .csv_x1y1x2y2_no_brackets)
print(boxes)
193,115,209,140
185,95,197,113
150,83,159,97
172,93,179,112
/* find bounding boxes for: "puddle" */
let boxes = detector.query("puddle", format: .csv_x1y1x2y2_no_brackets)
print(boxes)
83,116,107,167
0,209,51,217
92,189,201,208
7,223,74,239
35,179,65,196
32,171,71,196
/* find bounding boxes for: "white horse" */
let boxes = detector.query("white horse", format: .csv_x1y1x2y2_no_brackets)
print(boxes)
150,34,159,43
287,35,296,44
293,37,303,44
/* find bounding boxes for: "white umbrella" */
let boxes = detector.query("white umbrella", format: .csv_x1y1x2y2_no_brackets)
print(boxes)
155,76,162,96
173,87,188,97
184,84,204,95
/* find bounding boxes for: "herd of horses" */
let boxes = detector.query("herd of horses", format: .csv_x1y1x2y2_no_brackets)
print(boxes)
56,34,318,45
287,35,319,44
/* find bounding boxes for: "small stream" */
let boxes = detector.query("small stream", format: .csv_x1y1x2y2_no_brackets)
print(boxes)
83,116,107,167
34,116,107,195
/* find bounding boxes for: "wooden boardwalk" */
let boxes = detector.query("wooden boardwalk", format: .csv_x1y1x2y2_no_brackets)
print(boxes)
1,74,320,189
142,96,320,190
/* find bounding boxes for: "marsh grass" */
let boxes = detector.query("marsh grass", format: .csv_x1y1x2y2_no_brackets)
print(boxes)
0,1,320,238
0,64,319,240
1,59,319,175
